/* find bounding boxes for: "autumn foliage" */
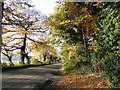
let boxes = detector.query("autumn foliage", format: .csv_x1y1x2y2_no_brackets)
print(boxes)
46,2,120,88
58,70,111,88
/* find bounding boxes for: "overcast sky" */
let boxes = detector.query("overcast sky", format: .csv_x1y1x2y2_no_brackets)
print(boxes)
31,0,57,16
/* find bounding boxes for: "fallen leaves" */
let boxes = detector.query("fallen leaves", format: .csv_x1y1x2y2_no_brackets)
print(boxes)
57,71,111,88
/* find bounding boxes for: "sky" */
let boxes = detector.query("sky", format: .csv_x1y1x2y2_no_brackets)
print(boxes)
31,0,58,16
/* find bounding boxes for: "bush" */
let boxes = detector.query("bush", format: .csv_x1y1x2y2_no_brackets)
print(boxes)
2,62,8,67
62,62,74,72
104,53,120,87
98,2,120,87
31,59,42,64
62,56,88,73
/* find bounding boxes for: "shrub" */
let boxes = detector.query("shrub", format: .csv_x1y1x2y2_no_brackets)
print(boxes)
2,62,8,67
104,53,120,87
98,2,120,87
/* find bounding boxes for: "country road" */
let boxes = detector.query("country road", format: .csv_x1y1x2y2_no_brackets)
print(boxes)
2,63,63,89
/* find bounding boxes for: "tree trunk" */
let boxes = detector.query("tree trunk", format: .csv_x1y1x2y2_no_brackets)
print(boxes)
20,34,27,64
39,54,42,62
8,56,14,66
25,53,30,64
21,47,25,64
81,28,88,57
43,53,47,62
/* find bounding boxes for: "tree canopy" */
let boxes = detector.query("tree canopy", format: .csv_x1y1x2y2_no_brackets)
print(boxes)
46,2,120,87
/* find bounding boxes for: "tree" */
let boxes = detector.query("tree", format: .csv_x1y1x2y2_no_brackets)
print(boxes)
29,38,57,63
2,47,14,66
2,0,47,64
46,2,102,72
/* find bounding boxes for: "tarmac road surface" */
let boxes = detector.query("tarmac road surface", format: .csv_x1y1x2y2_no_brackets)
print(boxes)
2,63,63,89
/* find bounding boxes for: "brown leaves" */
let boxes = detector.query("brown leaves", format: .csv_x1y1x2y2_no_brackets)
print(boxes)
67,3,80,17
57,72,111,88
83,7,89,15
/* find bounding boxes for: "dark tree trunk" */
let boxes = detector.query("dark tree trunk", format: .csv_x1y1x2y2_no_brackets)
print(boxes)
43,54,47,62
8,56,14,66
25,53,30,64
81,28,88,57
20,50,25,64
20,34,27,65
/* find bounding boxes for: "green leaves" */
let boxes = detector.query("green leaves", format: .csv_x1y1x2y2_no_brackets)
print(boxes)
98,2,120,87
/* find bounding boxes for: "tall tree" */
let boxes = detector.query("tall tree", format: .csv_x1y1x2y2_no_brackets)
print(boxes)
46,2,102,70
2,0,47,64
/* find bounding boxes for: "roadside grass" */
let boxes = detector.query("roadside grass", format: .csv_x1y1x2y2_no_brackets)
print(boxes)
2,61,46,68
1,60,59,69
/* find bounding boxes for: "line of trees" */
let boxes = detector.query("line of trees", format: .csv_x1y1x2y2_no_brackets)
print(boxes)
46,2,120,88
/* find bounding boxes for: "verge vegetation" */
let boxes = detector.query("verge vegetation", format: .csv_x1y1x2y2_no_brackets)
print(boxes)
46,2,120,88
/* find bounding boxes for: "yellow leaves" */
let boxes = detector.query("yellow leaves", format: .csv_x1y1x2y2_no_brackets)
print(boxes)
16,28,25,33
82,7,87,11
29,39,56,57
63,33,70,37
3,10,12,15
10,1,26,9
29,27,36,30
68,49,76,60
16,28,33,34
2,28,33,35
33,51,40,58
60,20,71,25
89,40,102,52
3,34,12,39
62,45,76,60
43,21,50,26
60,14,90,25
73,19,81,25
2,28,9,33
10,2,18,8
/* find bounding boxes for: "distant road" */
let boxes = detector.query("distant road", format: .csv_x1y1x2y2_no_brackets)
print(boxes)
2,63,63,89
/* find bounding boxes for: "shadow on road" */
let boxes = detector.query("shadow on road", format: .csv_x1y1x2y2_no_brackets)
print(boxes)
2,63,63,89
